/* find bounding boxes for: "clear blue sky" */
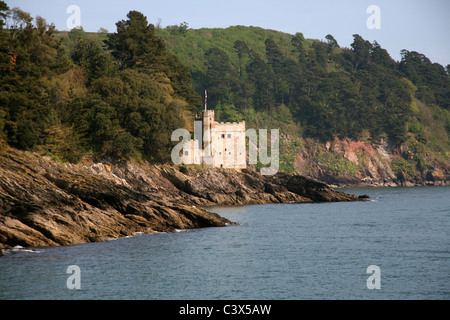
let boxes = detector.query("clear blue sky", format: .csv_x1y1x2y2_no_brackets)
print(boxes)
6,0,450,66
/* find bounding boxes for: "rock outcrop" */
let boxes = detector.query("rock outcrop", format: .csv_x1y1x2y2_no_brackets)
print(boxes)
295,137,449,187
0,146,363,252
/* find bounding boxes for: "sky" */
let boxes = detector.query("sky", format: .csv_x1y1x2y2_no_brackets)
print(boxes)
6,0,450,67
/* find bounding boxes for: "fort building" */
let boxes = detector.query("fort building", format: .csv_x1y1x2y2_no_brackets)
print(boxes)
181,108,246,169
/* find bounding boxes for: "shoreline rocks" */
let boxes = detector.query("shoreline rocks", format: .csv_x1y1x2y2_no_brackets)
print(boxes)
321,176,449,188
1,147,364,251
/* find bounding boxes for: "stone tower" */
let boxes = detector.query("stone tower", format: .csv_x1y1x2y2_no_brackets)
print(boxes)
181,91,246,169
202,110,215,150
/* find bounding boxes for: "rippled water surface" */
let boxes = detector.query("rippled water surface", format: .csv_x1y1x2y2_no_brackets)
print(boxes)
1,186,449,299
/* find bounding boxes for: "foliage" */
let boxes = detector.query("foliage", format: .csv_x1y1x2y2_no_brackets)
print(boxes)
157,26,449,175
317,151,357,176
158,27,447,147
0,6,198,163
0,3,448,173
279,137,302,174
36,125,84,163
391,157,416,178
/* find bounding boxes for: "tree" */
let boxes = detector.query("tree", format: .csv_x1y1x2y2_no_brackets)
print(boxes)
204,46,235,105
215,101,243,122
350,34,372,71
178,22,189,36
265,38,288,105
107,11,165,70
311,41,327,68
233,40,248,78
265,38,284,74
0,0,8,30
68,26,85,41
291,32,306,63
8,7,32,31
283,58,302,108
400,49,450,109
370,41,395,69
246,50,274,111
107,11,200,111
378,75,412,143
71,37,116,83
0,9,66,150
325,34,339,54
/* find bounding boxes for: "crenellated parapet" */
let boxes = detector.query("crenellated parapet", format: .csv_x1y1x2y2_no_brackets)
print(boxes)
182,107,247,169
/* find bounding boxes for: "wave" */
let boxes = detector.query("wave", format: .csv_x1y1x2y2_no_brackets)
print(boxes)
2,245,43,254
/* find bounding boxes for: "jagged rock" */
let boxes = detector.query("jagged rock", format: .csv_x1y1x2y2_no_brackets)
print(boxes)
0,146,363,251
284,174,359,202
0,147,231,250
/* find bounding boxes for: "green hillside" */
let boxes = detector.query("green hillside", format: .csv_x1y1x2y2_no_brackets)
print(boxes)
0,3,448,180
157,25,299,72
156,24,450,174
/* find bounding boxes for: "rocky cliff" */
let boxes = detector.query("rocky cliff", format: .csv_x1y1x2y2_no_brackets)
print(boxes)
0,146,363,252
294,137,449,187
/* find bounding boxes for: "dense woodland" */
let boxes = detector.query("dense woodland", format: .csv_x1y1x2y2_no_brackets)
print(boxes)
0,4,200,163
158,25,449,144
0,2,449,176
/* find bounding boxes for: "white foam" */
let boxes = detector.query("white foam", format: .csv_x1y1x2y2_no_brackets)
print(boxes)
3,245,43,254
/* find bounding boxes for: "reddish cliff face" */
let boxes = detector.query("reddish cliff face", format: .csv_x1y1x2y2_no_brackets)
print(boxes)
294,137,449,187
327,138,395,181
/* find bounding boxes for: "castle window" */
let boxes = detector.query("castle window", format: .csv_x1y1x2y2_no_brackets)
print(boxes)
221,134,225,138
184,151,189,156
229,152,231,155
227,134,231,138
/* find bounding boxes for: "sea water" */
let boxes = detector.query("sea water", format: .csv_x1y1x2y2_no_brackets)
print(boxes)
0,186,449,299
